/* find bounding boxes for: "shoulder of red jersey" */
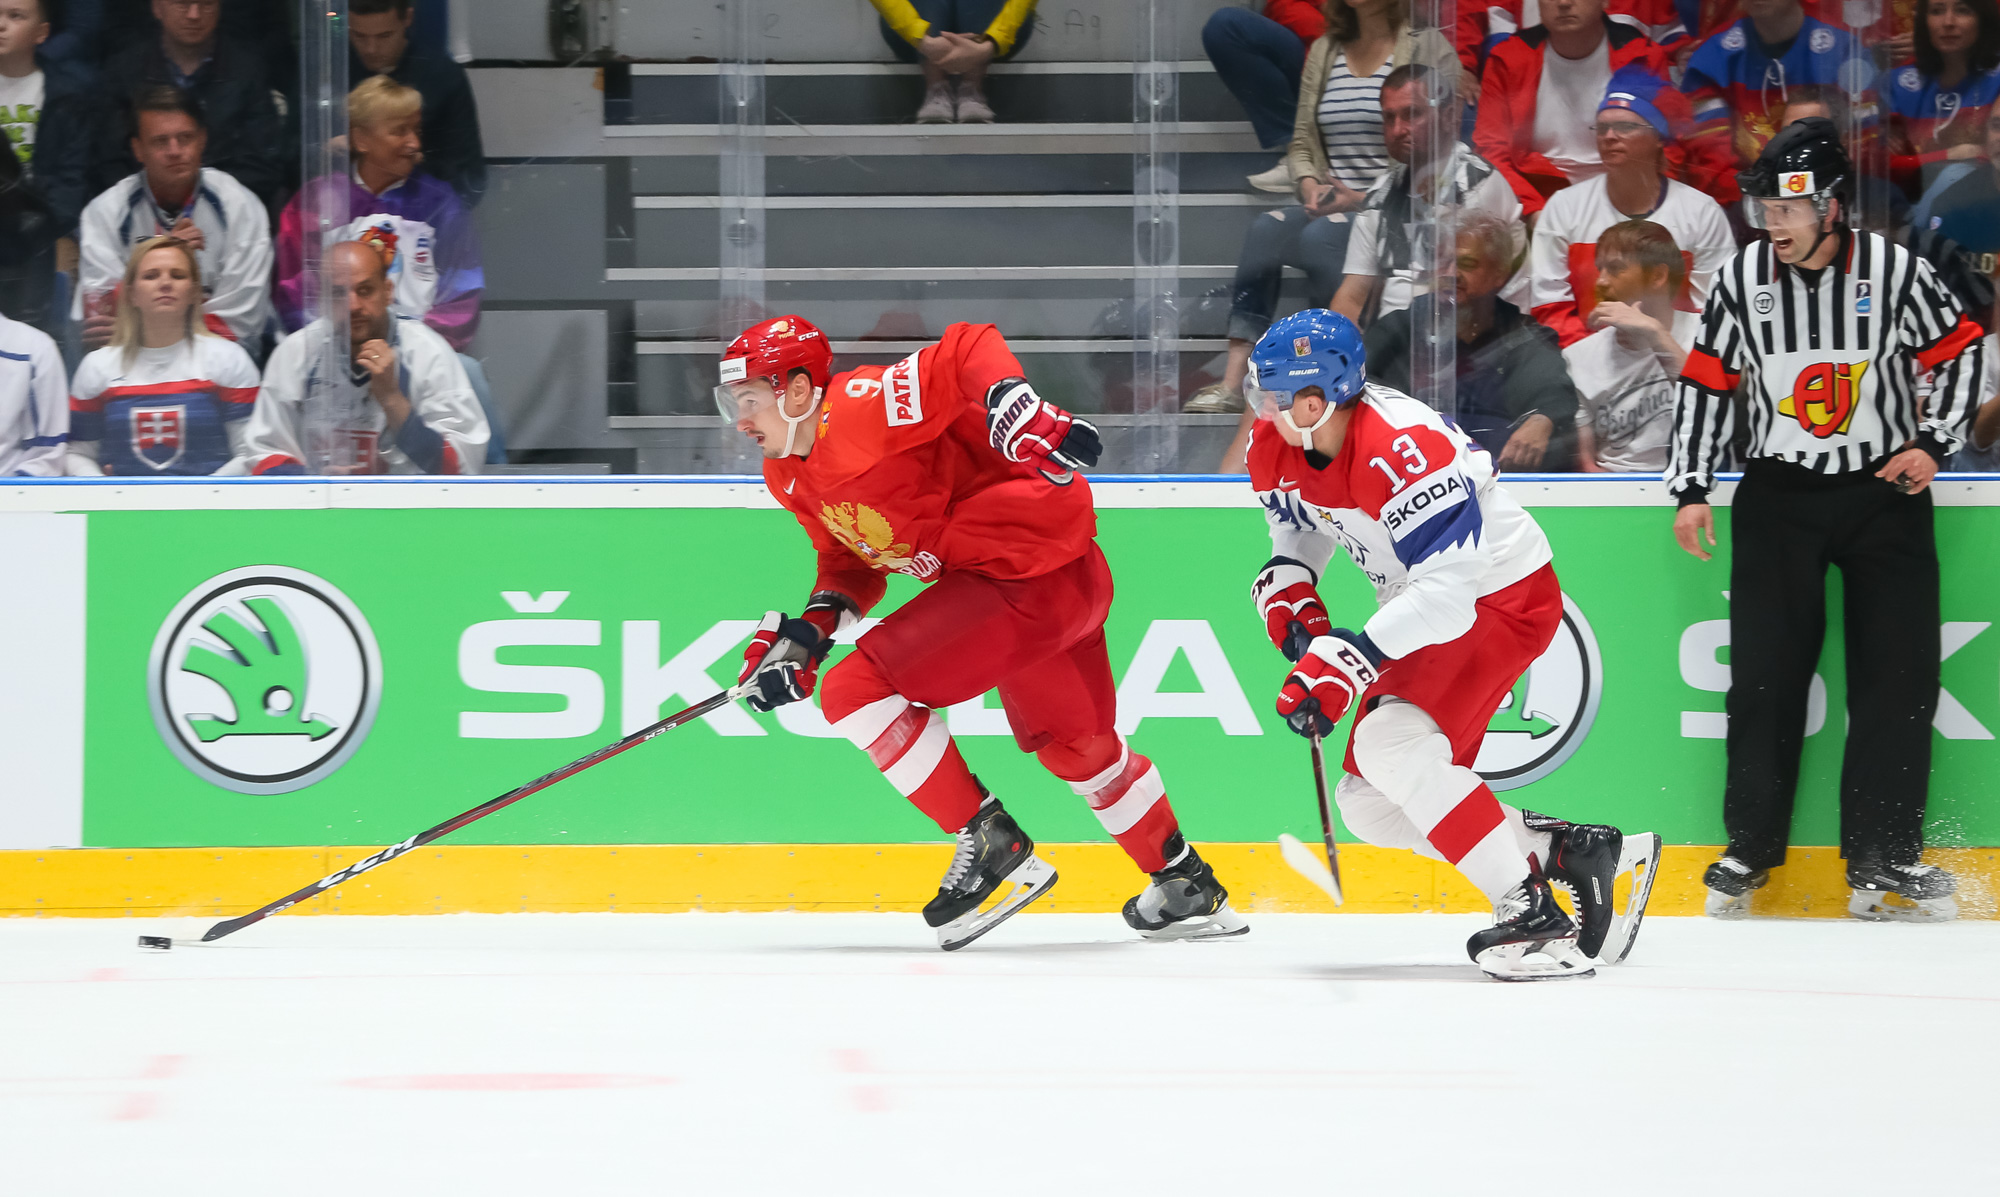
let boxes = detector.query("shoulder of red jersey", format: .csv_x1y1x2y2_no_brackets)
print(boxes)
1245,417,1297,492
1344,388,1480,530
813,349,941,479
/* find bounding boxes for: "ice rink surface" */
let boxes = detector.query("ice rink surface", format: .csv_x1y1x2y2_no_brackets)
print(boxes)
3,912,1997,1196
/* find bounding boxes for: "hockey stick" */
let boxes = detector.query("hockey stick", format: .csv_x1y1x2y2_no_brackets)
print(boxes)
152,680,755,948
1276,733,1344,906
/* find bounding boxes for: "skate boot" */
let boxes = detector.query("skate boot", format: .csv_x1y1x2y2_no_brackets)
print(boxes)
1530,812,1662,964
1467,872,1594,981
923,790,1058,951
1122,836,1249,941
1848,860,1958,923
1702,856,1767,919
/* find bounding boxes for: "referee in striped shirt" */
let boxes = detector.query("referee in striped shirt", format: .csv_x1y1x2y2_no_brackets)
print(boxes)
1667,118,1981,921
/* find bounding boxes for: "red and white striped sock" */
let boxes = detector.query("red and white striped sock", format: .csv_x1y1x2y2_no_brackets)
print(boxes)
1062,739,1181,873
830,694,984,833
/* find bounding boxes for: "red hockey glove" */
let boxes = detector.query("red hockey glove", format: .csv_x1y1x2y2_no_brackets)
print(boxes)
1251,557,1332,662
985,378,1102,477
1275,630,1384,738
738,610,836,712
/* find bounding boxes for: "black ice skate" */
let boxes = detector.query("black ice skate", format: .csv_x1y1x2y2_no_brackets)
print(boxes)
1702,856,1768,919
1466,872,1594,981
1122,837,1248,941
1530,812,1662,964
1847,860,1958,923
924,791,1057,951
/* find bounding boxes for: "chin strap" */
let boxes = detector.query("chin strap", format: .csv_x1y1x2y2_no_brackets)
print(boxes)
779,388,822,456
1279,401,1339,453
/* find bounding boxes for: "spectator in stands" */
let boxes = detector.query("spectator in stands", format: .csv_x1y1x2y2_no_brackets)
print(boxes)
276,76,481,351
96,0,285,207
1680,0,1874,204
0,302,64,474
1366,212,1579,469
243,240,487,476
1474,0,1677,223
1885,0,2000,207
349,0,485,206
871,1,1037,124
1528,67,1733,346
1564,219,1695,471
1460,0,1686,73
1200,0,1469,435
1202,1,1326,192
66,234,257,475
1,0,95,333
1331,62,1524,324
75,85,272,355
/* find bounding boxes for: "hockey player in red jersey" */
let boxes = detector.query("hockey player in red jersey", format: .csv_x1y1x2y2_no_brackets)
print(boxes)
1244,309,1660,980
717,315,1248,950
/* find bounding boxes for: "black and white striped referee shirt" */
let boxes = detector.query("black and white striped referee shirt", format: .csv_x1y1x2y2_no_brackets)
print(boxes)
1667,230,1984,500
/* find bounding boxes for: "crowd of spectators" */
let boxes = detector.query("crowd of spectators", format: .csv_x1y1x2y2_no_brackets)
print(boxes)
0,0,491,477
1198,0,2000,474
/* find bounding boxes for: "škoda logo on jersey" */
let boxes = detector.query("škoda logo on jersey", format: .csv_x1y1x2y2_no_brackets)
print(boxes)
1779,359,1869,438
819,501,942,580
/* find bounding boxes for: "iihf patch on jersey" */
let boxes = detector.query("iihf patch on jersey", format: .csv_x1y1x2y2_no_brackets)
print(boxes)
131,404,187,470
1780,171,1815,196
882,351,924,427
1855,281,1871,314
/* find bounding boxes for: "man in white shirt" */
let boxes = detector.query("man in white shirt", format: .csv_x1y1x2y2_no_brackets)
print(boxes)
0,0,46,172
242,240,487,476
1565,219,1695,472
74,85,274,356
0,307,65,475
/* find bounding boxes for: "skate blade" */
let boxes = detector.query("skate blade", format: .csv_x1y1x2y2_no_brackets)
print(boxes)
1277,832,1343,905
935,855,1058,951
1136,903,1250,942
1597,832,1663,965
1705,889,1754,919
1476,938,1595,982
1848,888,1958,923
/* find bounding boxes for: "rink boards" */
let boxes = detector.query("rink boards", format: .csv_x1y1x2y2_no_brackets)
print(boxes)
3,475,1999,919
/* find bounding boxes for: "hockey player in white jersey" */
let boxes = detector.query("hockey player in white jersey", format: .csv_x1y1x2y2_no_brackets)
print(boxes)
1245,308,1661,979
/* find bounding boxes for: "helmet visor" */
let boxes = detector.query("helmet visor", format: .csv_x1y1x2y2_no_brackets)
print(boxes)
1744,194,1822,234
1246,382,1303,419
714,378,780,421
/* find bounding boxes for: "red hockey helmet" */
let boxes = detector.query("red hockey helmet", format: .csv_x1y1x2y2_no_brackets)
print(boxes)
718,314,833,401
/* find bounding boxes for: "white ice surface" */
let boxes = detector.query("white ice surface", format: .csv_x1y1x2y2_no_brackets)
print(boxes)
3,912,1997,1196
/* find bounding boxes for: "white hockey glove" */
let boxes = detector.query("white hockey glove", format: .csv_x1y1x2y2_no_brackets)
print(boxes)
985,377,1102,481
1275,630,1384,738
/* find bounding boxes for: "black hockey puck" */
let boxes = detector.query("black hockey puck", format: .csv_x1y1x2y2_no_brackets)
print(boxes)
137,935,172,951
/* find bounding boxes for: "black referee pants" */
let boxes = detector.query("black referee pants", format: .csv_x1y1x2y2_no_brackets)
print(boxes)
1723,460,1940,871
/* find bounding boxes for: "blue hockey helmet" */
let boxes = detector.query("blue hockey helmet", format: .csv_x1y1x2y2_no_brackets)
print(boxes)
1248,309,1367,417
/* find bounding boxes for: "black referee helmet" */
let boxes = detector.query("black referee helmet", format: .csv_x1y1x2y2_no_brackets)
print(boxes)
1738,117,1852,230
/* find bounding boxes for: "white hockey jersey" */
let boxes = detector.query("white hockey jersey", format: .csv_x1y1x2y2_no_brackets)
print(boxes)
241,316,488,476
0,313,68,477
74,168,275,347
67,336,261,476
1248,384,1553,659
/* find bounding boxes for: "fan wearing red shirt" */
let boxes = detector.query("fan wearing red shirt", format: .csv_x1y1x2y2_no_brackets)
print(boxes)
716,315,1248,951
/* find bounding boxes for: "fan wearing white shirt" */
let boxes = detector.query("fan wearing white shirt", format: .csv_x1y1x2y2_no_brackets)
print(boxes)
1565,219,1695,473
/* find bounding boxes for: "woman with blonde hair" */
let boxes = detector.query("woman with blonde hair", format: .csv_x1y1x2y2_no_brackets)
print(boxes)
1192,0,1471,431
66,236,261,476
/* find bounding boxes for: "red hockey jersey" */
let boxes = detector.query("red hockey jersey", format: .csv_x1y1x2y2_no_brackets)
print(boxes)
764,322,1098,615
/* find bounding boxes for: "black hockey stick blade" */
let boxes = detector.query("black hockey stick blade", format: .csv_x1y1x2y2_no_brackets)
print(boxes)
1309,733,1344,904
198,682,752,943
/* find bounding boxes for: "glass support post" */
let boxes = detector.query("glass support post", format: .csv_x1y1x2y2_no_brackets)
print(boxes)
1408,0,1457,426
298,0,351,473
717,0,767,470
1131,1,1181,473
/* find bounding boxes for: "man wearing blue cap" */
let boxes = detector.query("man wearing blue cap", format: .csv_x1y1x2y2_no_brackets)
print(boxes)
1243,307,1661,980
